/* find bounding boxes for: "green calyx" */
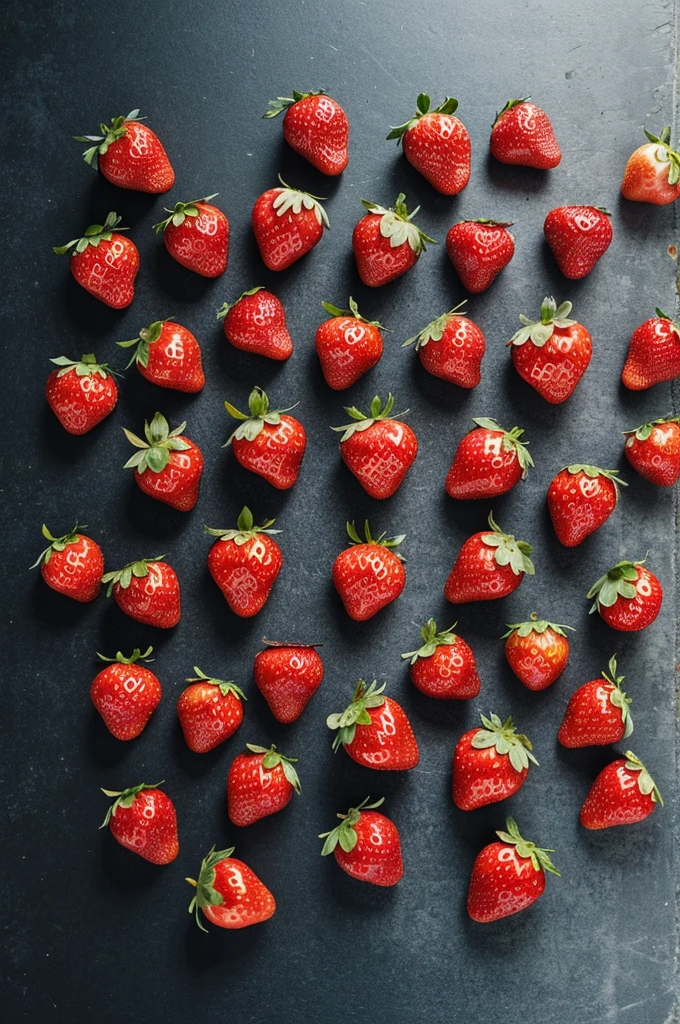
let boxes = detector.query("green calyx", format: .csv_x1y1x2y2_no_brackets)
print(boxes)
361,193,436,254
495,816,560,876
401,618,458,663
186,846,236,932
623,751,663,805
458,217,514,228
245,743,301,792
509,296,576,348
53,211,128,256
216,287,265,319
223,386,298,446
387,93,459,143
49,353,118,379
101,556,166,597
153,194,219,233
96,646,154,665
472,713,539,773
185,666,247,701
321,296,384,328
600,655,633,739
74,109,142,166
562,465,627,494
30,523,86,570
481,512,535,576
331,393,407,442
100,780,163,829
643,127,680,186
472,418,534,476
655,308,680,334
344,520,405,559
501,613,574,639
272,174,330,229
116,320,169,369
262,90,324,118
492,97,530,127
623,416,680,441
204,506,280,546
402,300,468,350
319,796,385,856
327,680,386,752
587,559,645,613
123,412,191,475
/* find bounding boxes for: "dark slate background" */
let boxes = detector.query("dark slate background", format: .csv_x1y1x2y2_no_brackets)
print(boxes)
1,0,678,1021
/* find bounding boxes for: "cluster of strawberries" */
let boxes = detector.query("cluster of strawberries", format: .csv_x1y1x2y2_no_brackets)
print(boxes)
39,91,679,929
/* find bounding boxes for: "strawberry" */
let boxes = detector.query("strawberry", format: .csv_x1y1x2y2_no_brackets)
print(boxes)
53,212,138,309
445,418,533,500
580,751,663,829
100,782,178,864
508,296,592,403
31,523,104,603
187,846,276,931
544,205,613,279
327,680,419,770
624,416,680,485
117,319,205,393
490,99,561,169
445,512,535,604
263,90,349,175
217,288,293,361
401,618,480,700
467,817,559,923
123,412,204,512
587,558,662,632
502,616,573,691
75,109,174,192
205,507,283,617
316,298,384,390
621,126,680,205
558,656,633,748
227,743,301,826
153,194,228,277
320,796,403,886
453,713,538,811
333,521,406,621
402,302,485,387
387,94,470,195
91,647,161,741
353,193,436,287
102,556,181,628
177,668,246,753
253,640,324,723
445,220,515,293
332,394,417,499
547,465,626,547
252,176,329,270
223,387,306,489
621,309,680,390
46,354,119,435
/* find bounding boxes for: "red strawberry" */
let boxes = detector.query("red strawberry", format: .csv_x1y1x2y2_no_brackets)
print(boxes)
102,556,181,628
587,558,662,632
123,412,203,512
75,109,174,193
547,465,625,547
46,354,118,435
621,309,680,390
401,618,480,700
467,817,559,923
445,220,515,293
332,394,417,499
117,319,205,393
187,846,276,931
316,298,384,390
320,796,403,886
205,507,283,617
91,647,161,741
252,177,329,271
263,90,349,175
353,193,436,287
387,94,470,195
223,387,306,489
502,616,573,691
490,99,561,169
101,782,178,864
402,302,485,387
621,126,680,205
624,416,680,485
508,296,592,403
580,751,663,829
53,212,138,309
453,713,538,811
558,656,633,748
544,205,613,279
153,194,228,277
327,680,419,770
253,640,324,723
177,668,246,753
445,418,533,500
445,513,535,604
217,288,293,361
333,521,406,621
227,743,301,826
32,523,104,603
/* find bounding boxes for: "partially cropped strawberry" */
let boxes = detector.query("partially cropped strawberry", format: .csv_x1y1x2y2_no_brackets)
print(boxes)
544,205,613,279
91,647,161,741
223,387,306,488
445,513,535,604
123,412,203,512
547,465,625,547
508,296,592,403
101,782,178,864
187,846,276,931
621,309,680,390
263,90,349,175
117,320,204,393
453,712,538,811
580,751,662,830
401,618,480,700
387,94,470,195
445,418,533,500
227,743,301,826
154,194,228,277
402,302,485,387
624,416,680,485
327,680,419,770
217,288,293,361
177,668,246,753
621,126,680,205
316,298,384,390
445,220,515,293
252,176,329,270
587,558,662,632
46,354,119,435
75,109,174,192
332,394,417,499
490,99,561,169
32,523,104,603
205,507,282,617
320,797,403,886
253,640,324,723
333,521,406,621
102,556,181,628
353,193,436,287
468,817,559,923
558,656,633,748
53,212,139,309
502,616,573,691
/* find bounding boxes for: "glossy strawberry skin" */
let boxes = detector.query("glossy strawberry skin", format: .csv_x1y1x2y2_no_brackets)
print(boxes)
137,322,205,393
343,696,419,770
624,421,680,485
418,316,485,387
453,729,528,810
202,857,276,929
112,562,181,628
283,94,349,175
333,544,406,621
41,535,104,603
403,113,470,195
253,645,324,723
558,679,626,748
177,683,244,753
468,841,545,922
227,751,295,826
547,470,618,547
340,420,418,499
597,566,662,632
580,759,657,829
505,628,569,691
410,638,481,700
446,426,522,500
134,437,204,511
544,206,613,279
232,416,306,489
333,811,403,886
208,535,282,617
108,789,179,864
162,202,229,277
490,102,561,169
622,144,680,205
46,367,118,435
445,534,524,604
316,317,383,390
223,291,293,361
446,222,515,293
621,316,680,390
91,664,162,741
70,234,139,309
98,120,174,193
511,323,592,403
353,213,419,287
252,188,324,271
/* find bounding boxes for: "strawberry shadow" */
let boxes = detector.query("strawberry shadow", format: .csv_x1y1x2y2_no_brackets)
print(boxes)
270,137,344,202
59,273,130,336
81,173,162,227
85,707,139,771
98,836,170,891
123,484,198,541
151,243,225,304
29,574,99,628
212,327,291,388
484,152,552,196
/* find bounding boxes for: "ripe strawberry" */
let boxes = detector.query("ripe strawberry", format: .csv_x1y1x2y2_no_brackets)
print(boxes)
558,656,633,748
333,521,406,621
316,298,384,389
387,94,470,195
445,513,535,604
445,220,515,293
621,309,680,390
91,647,161,741
75,109,174,192
547,465,626,547
102,556,181,628
320,796,403,886
101,782,178,864
580,751,663,829
117,319,205,393
223,388,306,489
253,640,324,723
263,90,349,175
624,416,680,485
187,846,276,931
123,412,203,512
252,177,329,271
453,712,538,811
401,618,480,699
227,743,301,826
217,288,293,361
502,616,573,691
445,418,533,500
508,296,592,403
332,394,417,499
587,558,662,632
621,126,680,205
46,354,118,435
205,507,283,617
177,668,246,753
468,817,559,923
53,212,138,309
31,523,104,603
153,194,228,277
327,680,419,770
402,302,485,387
353,193,436,287
490,99,561,169
544,205,613,279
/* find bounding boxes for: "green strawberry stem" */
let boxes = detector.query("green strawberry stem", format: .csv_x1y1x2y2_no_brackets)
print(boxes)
326,680,386,752
481,512,535,576
472,418,535,475
100,780,163,828
186,846,236,932
49,353,120,379
562,464,627,493
492,97,530,126
331,394,408,441
185,667,247,701
223,386,298,446
244,743,300,792
97,647,154,665
344,520,405,558
387,94,459,143
471,713,539,772
204,507,281,546
273,175,330,228
216,287,265,319
501,613,574,639
153,194,219,233
402,301,469,350
601,655,633,739
643,127,680,186
101,556,166,597
116,320,169,370
623,751,663,805
587,558,646,612
360,193,436,253
495,816,560,876
30,522,87,570
319,796,385,856
262,90,324,118
123,412,191,474
321,296,384,328
509,296,576,349
401,618,458,663
73,109,142,166
623,415,680,441
53,212,128,255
